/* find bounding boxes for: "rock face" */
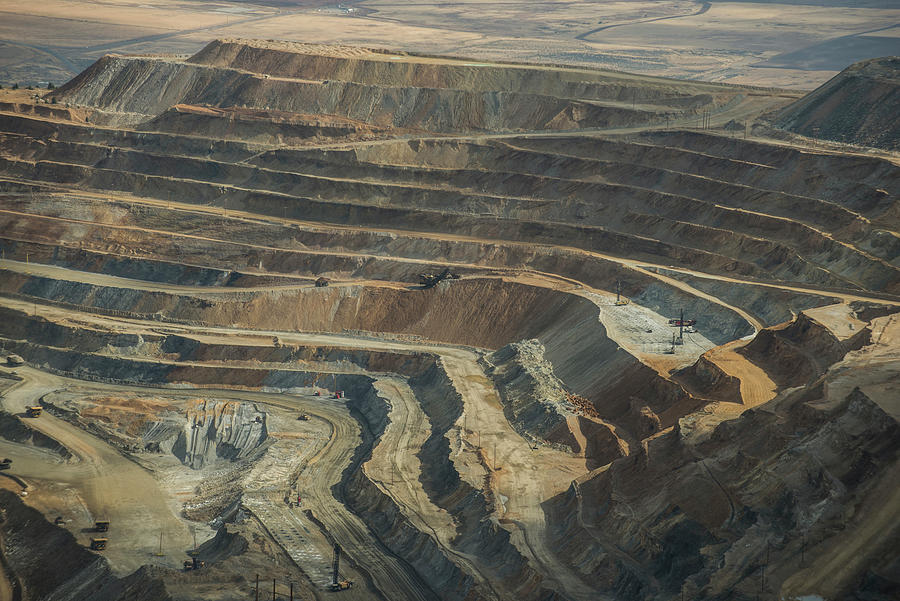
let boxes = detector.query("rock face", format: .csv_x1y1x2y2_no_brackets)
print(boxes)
50,38,733,132
481,340,579,451
776,56,900,150
172,400,267,469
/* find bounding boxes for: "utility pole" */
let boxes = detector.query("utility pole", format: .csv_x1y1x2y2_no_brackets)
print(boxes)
255,574,259,601
679,308,684,341
272,578,276,601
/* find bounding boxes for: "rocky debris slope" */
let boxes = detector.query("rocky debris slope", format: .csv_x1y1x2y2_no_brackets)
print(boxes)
480,340,581,452
776,56,900,150
544,312,900,601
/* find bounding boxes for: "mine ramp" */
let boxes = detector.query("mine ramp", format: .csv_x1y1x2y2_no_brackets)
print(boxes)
419,268,460,289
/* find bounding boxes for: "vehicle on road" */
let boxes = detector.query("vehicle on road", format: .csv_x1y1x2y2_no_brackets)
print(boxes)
90,537,108,551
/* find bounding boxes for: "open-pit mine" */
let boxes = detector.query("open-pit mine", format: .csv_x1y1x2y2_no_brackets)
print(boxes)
0,38,898,601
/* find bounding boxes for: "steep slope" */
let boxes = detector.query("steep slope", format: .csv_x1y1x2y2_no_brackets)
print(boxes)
776,56,900,150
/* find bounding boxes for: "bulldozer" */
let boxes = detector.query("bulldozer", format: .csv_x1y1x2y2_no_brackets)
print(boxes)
25,406,42,418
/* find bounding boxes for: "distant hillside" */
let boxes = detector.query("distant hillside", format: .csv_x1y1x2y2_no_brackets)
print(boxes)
776,56,900,150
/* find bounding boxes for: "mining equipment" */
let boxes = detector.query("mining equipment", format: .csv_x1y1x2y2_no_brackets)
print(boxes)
419,268,459,289
0,458,11,471
54,516,64,525
25,406,42,418
667,310,696,328
183,555,205,571
330,544,353,591
665,333,677,354
5,354,24,367
94,520,110,532
90,537,108,551
315,277,330,287
298,414,310,421
614,280,629,306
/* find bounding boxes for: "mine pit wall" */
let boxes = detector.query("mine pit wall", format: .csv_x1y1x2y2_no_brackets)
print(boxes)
0,267,729,444
0,113,257,162
480,341,581,453
51,55,664,133
0,272,719,434
0,152,782,286
738,312,872,388
2,205,773,340
16,133,895,296
173,400,267,470
545,385,900,600
0,303,432,379
137,106,380,144
651,267,841,326
639,130,900,199
188,40,717,108
407,360,568,601
339,377,483,601
0,338,376,399
0,239,237,288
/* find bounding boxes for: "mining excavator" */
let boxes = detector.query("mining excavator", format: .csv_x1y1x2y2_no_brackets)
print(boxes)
419,268,460,289
330,544,353,591
614,280,629,306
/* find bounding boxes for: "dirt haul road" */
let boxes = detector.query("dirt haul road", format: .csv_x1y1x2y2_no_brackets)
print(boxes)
0,291,623,598
5,196,897,311
0,366,435,600
0,369,194,575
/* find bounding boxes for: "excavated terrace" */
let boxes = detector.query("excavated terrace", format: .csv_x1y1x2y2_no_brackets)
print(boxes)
0,38,897,601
